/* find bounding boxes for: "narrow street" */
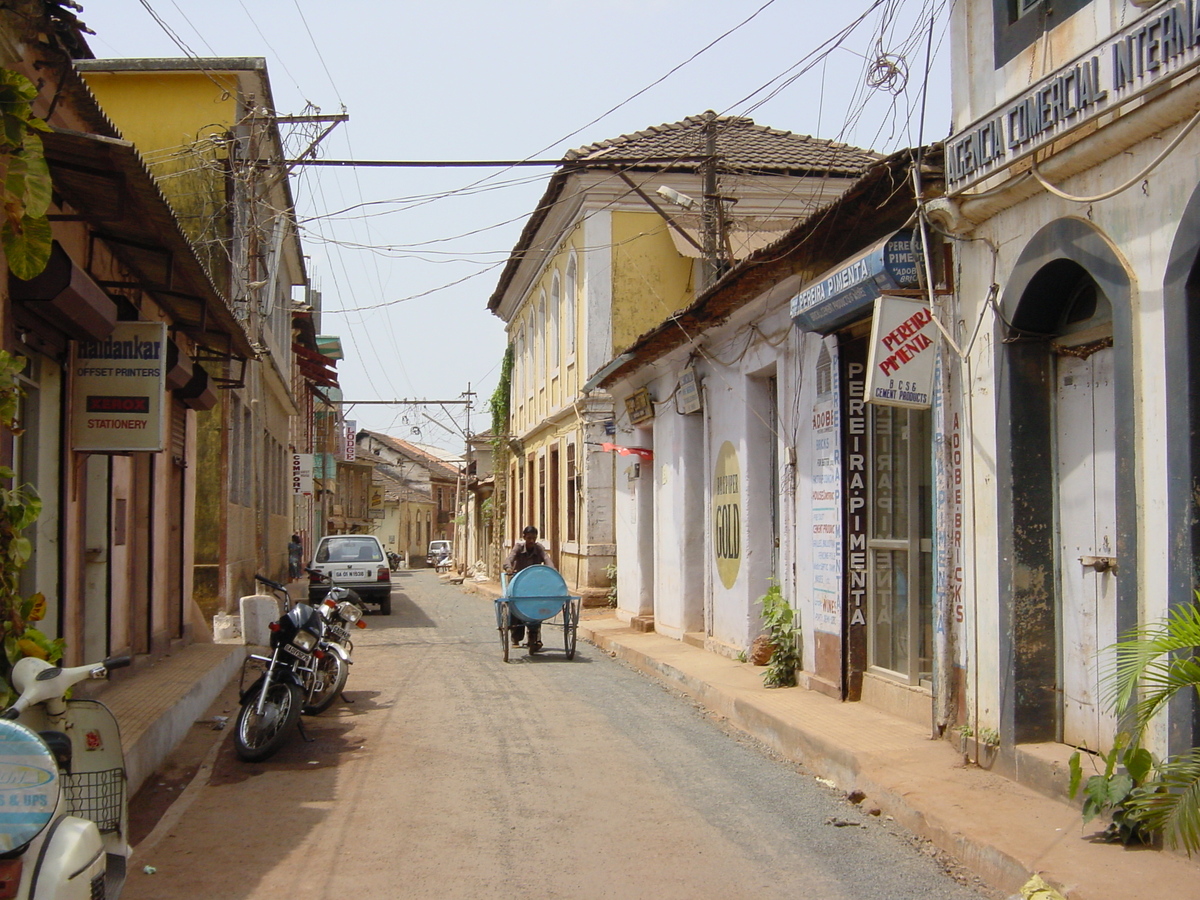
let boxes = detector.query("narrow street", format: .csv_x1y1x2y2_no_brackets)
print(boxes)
124,571,996,900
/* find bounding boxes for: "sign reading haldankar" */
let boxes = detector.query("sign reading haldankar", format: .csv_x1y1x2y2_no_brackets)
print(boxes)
71,322,167,452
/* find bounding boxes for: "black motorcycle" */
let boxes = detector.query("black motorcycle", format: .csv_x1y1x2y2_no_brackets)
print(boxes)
235,589,328,761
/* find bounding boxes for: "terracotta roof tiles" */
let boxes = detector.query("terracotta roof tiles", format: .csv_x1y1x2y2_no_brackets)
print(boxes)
566,112,879,177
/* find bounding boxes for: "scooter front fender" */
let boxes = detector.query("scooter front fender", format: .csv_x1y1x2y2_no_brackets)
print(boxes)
26,815,108,900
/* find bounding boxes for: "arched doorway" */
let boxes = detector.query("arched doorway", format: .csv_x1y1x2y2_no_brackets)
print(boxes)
996,218,1135,754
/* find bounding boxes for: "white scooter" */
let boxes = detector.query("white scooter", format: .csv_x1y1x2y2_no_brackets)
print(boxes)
0,654,131,900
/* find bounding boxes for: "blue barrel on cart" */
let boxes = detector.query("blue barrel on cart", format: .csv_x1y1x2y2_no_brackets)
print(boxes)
502,565,576,623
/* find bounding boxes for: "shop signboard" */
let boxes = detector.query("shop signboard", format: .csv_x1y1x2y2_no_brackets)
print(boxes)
70,322,167,452
946,0,1200,193
343,420,357,461
677,367,702,415
791,231,918,333
292,453,314,495
864,295,939,409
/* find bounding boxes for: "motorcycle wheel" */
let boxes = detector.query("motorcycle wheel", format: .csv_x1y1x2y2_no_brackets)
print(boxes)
303,652,349,715
235,680,303,762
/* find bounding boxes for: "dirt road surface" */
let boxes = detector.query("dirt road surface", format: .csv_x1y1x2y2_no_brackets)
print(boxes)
123,570,997,900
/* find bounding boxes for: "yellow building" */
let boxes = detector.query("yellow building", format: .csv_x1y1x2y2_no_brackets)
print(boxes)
78,59,308,611
488,113,879,600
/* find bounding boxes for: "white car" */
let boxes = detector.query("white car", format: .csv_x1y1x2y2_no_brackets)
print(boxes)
308,534,393,614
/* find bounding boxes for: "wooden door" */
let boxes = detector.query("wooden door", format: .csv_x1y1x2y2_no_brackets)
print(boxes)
1057,346,1118,751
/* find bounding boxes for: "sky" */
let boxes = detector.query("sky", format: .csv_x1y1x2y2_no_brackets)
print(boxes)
81,0,951,451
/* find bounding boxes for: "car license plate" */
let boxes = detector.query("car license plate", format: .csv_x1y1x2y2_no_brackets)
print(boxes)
327,624,350,641
339,569,368,579
282,643,311,663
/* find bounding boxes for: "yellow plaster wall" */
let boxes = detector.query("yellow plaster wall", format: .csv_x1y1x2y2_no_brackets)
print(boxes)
611,211,693,352
83,70,239,290
82,71,238,156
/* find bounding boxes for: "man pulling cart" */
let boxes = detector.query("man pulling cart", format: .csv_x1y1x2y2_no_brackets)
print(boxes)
497,525,580,662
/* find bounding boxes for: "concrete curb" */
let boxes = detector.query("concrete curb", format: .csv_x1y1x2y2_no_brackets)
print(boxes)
119,644,247,797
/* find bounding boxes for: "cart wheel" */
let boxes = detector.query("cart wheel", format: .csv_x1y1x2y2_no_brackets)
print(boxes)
565,601,578,660
499,603,511,663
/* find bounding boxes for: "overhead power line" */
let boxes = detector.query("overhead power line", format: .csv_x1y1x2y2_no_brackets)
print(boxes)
276,156,711,168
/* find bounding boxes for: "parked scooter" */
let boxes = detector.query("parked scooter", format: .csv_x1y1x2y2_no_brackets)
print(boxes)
0,654,132,900
387,551,402,572
236,589,338,761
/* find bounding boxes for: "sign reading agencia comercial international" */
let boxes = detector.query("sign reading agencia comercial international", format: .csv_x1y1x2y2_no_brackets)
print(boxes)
947,0,1200,193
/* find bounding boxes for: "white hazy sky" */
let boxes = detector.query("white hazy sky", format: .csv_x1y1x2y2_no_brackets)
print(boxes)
81,0,951,450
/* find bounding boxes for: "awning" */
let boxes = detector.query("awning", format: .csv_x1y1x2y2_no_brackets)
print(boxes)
790,230,919,334
41,127,254,358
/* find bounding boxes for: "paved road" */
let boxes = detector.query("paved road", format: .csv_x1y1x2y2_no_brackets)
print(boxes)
125,570,998,900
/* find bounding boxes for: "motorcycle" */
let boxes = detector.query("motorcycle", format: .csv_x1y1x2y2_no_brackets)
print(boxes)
236,585,347,761
257,573,363,714
387,551,402,572
0,654,132,900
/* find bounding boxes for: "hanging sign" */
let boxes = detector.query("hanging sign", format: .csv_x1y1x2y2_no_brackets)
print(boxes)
70,322,167,452
343,420,357,461
677,367,702,414
864,295,938,409
625,387,654,424
292,453,314,495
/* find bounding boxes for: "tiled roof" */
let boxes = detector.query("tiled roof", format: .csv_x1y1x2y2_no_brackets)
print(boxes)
488,112,880,313
361,430,460,481
566,112,879,177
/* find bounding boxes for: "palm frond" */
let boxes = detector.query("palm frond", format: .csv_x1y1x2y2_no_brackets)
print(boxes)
1103,601,1200,729
1125,748,1200,855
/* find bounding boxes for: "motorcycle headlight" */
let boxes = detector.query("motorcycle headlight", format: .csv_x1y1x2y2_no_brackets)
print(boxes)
293,630,317,652
337,602,362,624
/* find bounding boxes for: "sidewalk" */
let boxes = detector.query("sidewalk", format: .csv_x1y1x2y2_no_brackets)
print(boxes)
80,640,246,798
461,577,1198,900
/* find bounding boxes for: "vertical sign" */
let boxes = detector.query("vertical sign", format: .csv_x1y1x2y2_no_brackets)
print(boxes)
841,334,869,701
71,322,168,452
713,441,742,589
344,420,357,461
811,339,841,633
292,453,314,495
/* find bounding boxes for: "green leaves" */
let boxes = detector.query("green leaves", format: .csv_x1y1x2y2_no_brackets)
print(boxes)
759,582,800,688
0,68,53,281
0,349,56,707
1076,596,1200,853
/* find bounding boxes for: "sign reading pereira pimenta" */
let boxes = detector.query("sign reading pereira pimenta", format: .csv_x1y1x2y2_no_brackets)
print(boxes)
71,322,167,452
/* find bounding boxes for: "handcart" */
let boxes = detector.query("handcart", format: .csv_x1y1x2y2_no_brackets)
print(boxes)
496,565,581,662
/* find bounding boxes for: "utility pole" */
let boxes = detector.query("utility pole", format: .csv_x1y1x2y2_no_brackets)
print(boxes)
701,111,722,290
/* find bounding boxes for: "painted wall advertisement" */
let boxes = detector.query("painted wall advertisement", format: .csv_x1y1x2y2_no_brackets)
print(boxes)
811,340,841,634
70,322,167,452
713,441,742,589
864,295,938,409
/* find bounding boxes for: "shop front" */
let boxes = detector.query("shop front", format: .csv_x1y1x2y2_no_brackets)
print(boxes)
791,231,944,720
